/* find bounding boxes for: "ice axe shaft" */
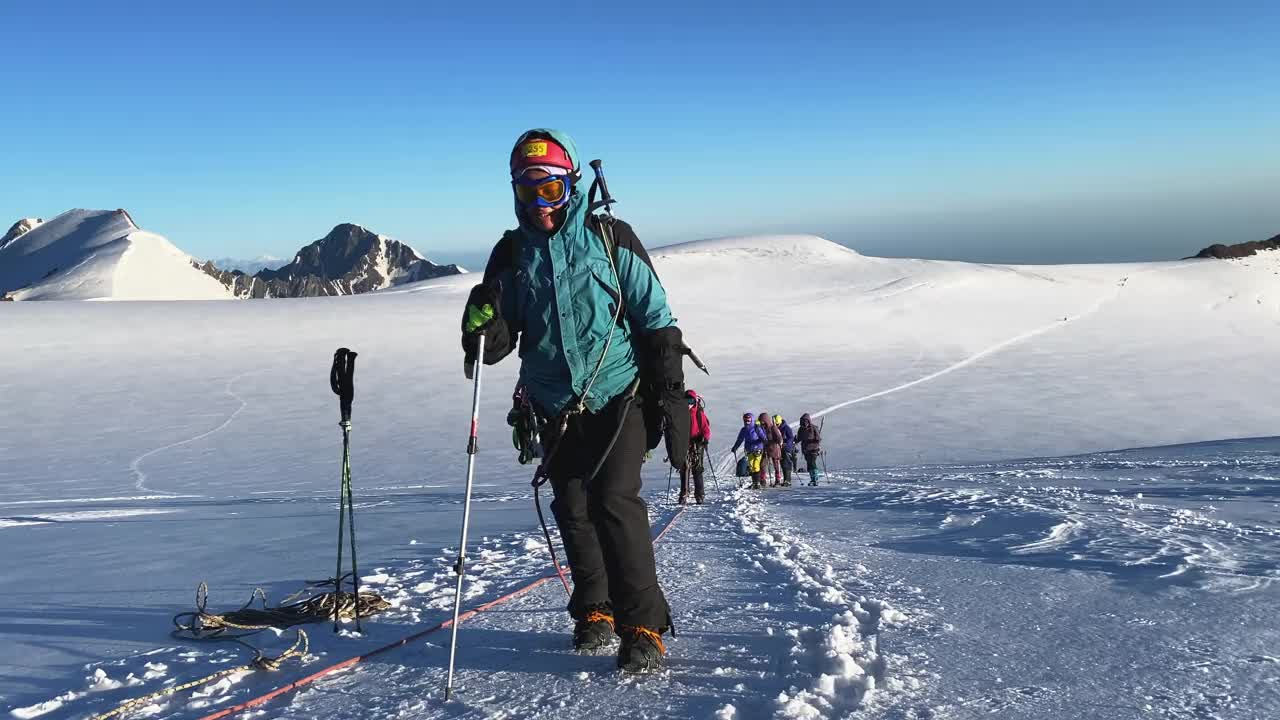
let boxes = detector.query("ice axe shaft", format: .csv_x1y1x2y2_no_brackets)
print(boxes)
684,345,710,376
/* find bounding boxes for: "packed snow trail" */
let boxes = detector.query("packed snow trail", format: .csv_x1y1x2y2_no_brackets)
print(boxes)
261,487,918,720
769,449,1280,720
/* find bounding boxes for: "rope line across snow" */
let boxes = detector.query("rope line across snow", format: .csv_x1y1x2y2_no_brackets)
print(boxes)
170,505,687,720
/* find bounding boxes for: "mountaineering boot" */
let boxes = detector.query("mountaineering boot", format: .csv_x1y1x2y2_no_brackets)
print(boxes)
695,494,704,505
617,625,665,673
573,604,615,652
677,492,688,505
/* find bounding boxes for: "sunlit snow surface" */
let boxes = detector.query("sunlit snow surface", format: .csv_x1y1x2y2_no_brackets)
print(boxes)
3,235,1279,719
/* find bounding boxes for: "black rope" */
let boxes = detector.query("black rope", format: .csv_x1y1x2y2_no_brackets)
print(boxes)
582,378,641,492
531,412,575,597
173,581,389,645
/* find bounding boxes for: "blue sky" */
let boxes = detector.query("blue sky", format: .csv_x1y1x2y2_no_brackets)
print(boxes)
4,0,1278,265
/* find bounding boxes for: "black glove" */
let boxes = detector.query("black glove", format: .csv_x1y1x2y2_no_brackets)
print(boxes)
461,282,513,372
646,326,690,471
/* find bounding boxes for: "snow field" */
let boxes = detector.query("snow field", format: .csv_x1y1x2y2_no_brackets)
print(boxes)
5,234,1280,718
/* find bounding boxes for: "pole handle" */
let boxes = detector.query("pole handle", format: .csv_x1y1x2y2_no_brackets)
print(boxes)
587,159,617,215
331,348,357,423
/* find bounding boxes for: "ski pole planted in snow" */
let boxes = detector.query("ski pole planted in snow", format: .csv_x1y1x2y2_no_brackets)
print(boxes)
446,336,485,700
704,445,721,490
818,417,828,481
330,348,361,632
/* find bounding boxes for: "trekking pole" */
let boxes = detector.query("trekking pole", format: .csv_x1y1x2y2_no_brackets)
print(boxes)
329,348,361,633
704,445,721,490
445,336,485,701
819,417,828,481
667,466,675,504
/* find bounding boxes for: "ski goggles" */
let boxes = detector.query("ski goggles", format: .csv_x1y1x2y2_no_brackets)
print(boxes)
512,174,571,208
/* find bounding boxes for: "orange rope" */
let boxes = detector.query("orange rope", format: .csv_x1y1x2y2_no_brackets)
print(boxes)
195,506,686,720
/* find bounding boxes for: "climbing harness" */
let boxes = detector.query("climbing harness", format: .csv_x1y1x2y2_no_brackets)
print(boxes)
507,384,544,465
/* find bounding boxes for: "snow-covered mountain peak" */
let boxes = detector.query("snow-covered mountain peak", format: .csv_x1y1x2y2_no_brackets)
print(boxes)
0,209,234,300
1,217,44,249
240,223,461,297
206,255,284,275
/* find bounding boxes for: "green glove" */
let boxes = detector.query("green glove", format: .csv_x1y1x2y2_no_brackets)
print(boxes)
461,282,512,369
465,302,495,334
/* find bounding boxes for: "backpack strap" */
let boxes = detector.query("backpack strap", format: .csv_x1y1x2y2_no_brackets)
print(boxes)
484,230,521,285
588,214,628,330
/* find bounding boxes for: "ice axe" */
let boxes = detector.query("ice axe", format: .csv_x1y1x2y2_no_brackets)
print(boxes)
684,345,710,376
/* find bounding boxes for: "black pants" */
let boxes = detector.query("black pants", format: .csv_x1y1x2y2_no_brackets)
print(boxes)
546,395,670,631
781,450,794,485
803,451,820,483
679,441,706,499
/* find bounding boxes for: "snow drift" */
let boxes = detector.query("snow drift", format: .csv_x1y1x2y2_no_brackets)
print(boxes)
0,209,234,301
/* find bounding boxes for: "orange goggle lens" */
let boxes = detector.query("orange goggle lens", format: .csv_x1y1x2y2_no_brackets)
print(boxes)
514,177,567,205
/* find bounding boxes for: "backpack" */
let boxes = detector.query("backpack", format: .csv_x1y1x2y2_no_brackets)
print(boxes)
689,403,710,441
800,424,822,452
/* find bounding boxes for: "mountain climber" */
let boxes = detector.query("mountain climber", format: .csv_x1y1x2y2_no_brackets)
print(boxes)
731,412,767,489
461,129,690,673
680,389,712,504
797,413,822,486
759,413,784,487
776,414,796,487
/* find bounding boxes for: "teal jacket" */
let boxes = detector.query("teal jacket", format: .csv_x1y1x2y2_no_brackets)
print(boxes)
483,129,677,417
